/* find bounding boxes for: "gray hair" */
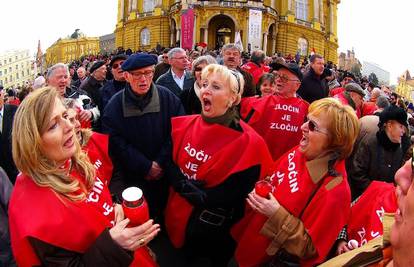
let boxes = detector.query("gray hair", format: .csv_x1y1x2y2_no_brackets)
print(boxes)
376,95,390,109
168,47,186,60
251,50,265,64
191,55,217,73
46,63,69,79
221,43,241,54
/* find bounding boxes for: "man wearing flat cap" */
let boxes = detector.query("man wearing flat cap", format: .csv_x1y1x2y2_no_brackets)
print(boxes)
100,54,128,110
103,53,185,219
348,105,408,200
241,62,309,161
334,82,365,118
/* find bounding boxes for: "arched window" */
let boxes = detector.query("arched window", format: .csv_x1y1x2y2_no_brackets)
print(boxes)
297,37,308,56
140,28,150,46
296,0,308,21
143,0,155,12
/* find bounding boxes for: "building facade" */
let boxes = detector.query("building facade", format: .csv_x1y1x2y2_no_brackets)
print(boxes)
396,70,414,102
100,33,116,55
361,61,390,86
114,0,340,63
45,33,100,66
0,50,34,88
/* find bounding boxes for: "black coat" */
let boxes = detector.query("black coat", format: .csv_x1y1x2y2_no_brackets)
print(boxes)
0,104,18,184
102,84,185,217
100,79,126,111
297,68,329,104
156,69,194,97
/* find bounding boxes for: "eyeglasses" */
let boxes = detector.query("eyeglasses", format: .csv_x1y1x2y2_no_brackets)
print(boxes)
307,118,329,135
194,67,203,72
275,73,299,83
112,61,124,69
172,56,189,61
162,56,168,59
128,70,154,79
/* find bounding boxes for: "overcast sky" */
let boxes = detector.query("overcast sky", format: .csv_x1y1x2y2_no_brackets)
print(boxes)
0,0,411,84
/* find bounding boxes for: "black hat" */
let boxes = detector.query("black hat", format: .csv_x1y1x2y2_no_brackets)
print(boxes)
379,105,408,127
110,54,128,67
89,60,106,74
121,53,158,71
7,89,16,97
273,62,303,81
345,83,365,97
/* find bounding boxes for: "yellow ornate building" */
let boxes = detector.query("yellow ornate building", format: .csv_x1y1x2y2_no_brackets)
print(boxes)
45,32,100,66
114,0,340,63
396,70,414,102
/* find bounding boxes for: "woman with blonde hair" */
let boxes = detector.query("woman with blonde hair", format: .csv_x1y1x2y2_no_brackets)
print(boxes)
164,64,273,266
233,98,359,267
9,86,159,267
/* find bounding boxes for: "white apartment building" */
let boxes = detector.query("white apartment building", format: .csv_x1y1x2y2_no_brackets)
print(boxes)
0,50,34,88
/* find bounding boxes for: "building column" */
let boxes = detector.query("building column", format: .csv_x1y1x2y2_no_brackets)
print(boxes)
170,29,175,47
203,27,208,44
176,28,181,46
272,34,276,55
319,0,324,24
263,32,268,55
313,0,319,21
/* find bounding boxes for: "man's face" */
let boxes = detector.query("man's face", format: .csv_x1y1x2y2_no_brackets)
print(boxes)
48,67,69,96
77,68,86,79
162,53,169,64
169,51,189,72
93,65,107,81
391,158,414,265
111,59,126,82
349,91,363,109
223,49,241,70
275,68,301,98
311,57,325,76
341,77,354,87
124,66,154,95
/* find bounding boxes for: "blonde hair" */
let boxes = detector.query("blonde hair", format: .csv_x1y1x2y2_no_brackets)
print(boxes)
12,86,96,202
62,98,93,147
201,64,244,106
309,98,359,159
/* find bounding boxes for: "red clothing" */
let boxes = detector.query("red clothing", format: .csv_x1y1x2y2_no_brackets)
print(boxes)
241,62,268,85
83,132,113,183
334,93,363,118
329,87,345,97
362,101,378,116
7,98,20,106
241,95,309,161
165,115,273,248
233,147,351,267
9,158,155,267
347,181,397,247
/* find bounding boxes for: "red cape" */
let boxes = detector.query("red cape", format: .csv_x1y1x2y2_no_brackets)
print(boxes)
347,181,397,247
241,95,308,161
165,115,273,248
233,147,351,267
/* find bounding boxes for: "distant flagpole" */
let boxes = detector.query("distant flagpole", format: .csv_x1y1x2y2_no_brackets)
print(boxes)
235,31,243,52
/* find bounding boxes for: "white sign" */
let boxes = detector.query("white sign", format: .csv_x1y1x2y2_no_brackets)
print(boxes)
248,9,262,51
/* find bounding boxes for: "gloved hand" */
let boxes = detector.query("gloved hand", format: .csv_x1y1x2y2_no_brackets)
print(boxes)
178,179,207,206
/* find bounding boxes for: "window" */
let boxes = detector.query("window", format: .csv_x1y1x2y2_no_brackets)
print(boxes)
16,64,18,70
9,67,12,72
0,80,2,86
4,77,7,84
22,71,25,77
16,73,19,80
298,37,308,56
4,69,7,75
3,60,6,65
296,0,308,21
27,69,30,75
143,0,155,12
140,28,150,46
0,70,2,77
9,58,11,63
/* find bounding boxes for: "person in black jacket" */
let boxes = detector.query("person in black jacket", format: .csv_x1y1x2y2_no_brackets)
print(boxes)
0,87,18,184
297,54,329,103
102,53,185,220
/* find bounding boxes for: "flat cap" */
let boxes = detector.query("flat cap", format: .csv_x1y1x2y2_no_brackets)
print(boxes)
110,54,128,67
121,53,158,71
89,60,106,74
345,82,365,97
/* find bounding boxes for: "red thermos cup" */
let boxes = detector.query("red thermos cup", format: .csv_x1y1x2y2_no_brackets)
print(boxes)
122,187,150,227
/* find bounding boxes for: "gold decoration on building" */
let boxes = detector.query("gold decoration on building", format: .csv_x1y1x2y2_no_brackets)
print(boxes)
396,70,414,102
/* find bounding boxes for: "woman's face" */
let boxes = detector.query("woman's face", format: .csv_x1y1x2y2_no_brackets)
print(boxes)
67,108,82,142
194,63,207,86
385,120,405,144
260,79,276,97
41,98,76,165
299,112,331,160
200,72,235,118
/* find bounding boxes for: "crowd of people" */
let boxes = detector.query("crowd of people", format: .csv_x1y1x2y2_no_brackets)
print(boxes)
1,43,414,267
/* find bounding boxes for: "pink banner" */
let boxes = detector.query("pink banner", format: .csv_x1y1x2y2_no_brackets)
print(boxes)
181,8,194,50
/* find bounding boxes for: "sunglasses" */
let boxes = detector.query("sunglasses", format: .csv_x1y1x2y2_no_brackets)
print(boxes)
112,61,125,69
307,118,329,135
194,67,203,72
275,73,299,83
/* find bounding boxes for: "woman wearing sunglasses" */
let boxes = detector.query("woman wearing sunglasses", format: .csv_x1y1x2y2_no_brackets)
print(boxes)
180,55,217,114
9,87,159,267
233,98,359,267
